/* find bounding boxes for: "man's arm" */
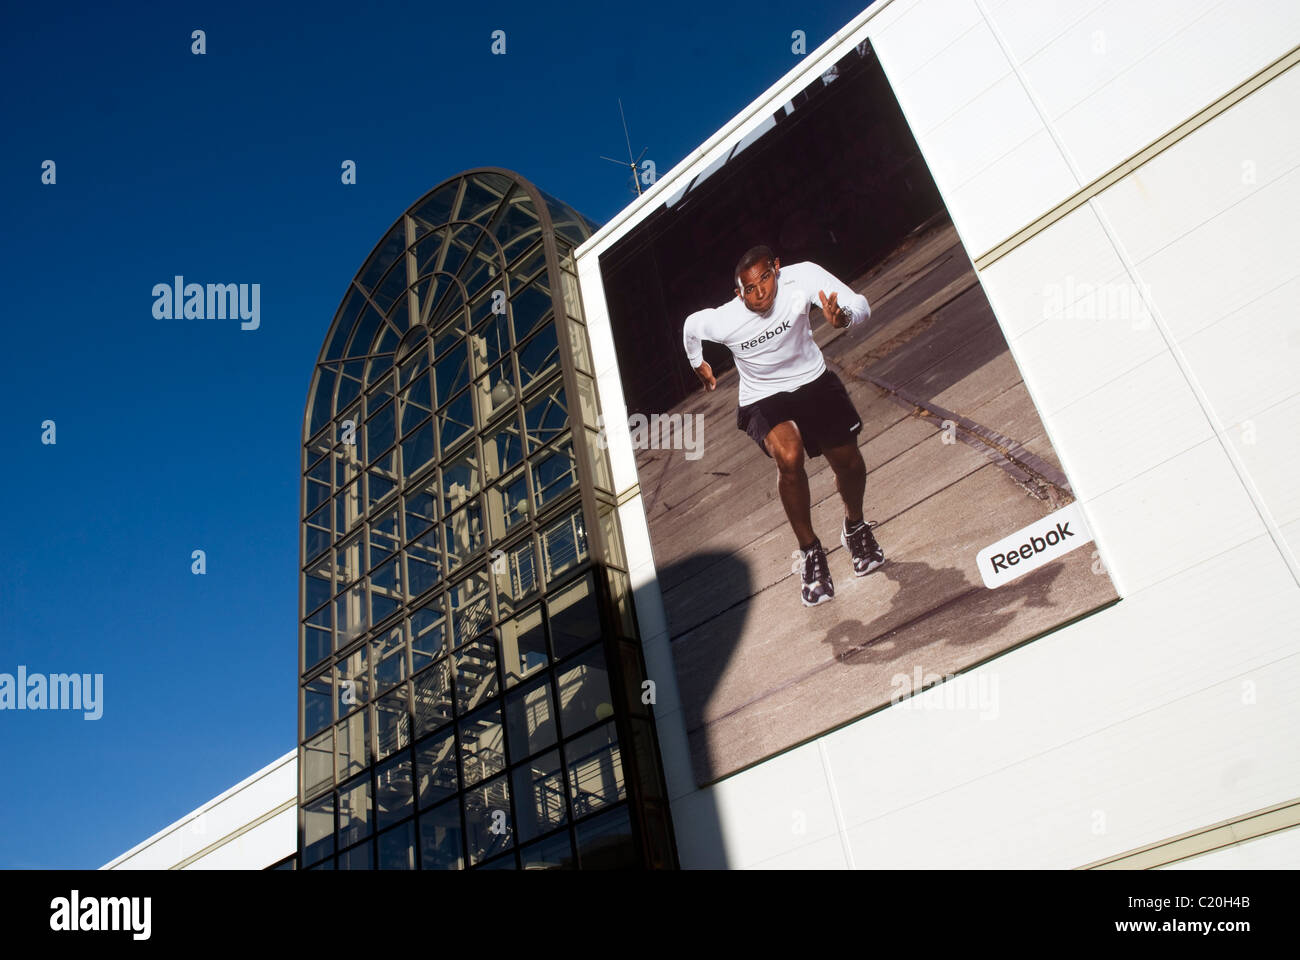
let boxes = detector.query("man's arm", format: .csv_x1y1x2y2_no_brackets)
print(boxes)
790,262,871,328
683,308,718,391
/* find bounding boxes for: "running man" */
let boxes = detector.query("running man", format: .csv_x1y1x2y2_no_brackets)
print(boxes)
683,246,885,606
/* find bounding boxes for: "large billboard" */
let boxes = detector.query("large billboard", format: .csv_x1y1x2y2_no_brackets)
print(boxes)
597,41,1119,786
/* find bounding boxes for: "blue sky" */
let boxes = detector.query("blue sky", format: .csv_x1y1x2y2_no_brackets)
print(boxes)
0,0,872,867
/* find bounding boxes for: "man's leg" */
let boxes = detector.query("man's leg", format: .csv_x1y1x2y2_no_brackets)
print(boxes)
822,440,866,525
764,421,817,550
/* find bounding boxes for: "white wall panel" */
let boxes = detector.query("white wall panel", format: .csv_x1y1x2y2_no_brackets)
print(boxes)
571,0,1300,870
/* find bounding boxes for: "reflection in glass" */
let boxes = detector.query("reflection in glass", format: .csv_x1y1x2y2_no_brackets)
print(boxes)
376,820,415,869
505,671,556,758
482,413,523,481
500,605,548,687
375,754,412,830
464,775,512,866
303,792,335,865
375,685,411,761
338,774,371,848
520,831,574,870
556,644,612,736
412,660,453,738
540,506,588,584
548,574,601,660
459,705,505,787
565,721,624,818
454,636,498,714
416,728,458,809
513,749,567,845
419,799,463,870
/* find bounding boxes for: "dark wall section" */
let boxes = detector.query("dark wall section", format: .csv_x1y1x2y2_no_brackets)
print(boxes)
598,42,945,416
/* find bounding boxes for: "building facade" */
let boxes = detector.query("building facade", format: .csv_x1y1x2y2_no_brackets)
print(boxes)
296,170,676,870
110,0,1300,871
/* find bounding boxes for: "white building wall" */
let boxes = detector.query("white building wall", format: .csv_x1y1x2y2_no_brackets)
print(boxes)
575,0,1300,867
104,750,296,870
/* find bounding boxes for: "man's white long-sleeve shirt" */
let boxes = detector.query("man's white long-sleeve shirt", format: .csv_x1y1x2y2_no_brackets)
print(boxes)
682,261,870,406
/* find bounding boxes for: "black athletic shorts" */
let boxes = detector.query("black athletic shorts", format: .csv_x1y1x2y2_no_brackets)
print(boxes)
736,368,862,459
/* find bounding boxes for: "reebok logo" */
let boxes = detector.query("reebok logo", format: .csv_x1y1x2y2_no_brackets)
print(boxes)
976,504,1094,588
990,522,1074,571
739,319,791,350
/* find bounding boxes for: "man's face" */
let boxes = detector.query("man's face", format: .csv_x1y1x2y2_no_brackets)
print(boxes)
736,257,780,315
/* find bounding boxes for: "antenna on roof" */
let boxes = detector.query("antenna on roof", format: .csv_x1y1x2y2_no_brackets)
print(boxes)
600,98,648,198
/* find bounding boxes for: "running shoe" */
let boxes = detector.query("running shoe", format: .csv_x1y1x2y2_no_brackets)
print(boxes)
793,540,834,606
841,519,885,576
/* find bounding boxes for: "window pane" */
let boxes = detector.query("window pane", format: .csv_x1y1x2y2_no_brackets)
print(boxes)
337,710,370,780
540,507,588,585
303,729,334,797
485,468,530,540
454,636,499,714
524,383,567,452
548,574,602,660
367,451,399,512
565,318,593,373
372,623,408,694
338,774,371,848
365,400,396,463
336,643,369,714
565,721,625,818
512,749,567,844
334,480,363,542
409,599,447,672
470,311,511,377
402,472,438,543
556,645,612,736
419,800,463,870
400,418,435,480
375,685,411,761
369,507,400,567
482,413,523,481
518,322,560,391
304,673,332,737
494,537,538,621
303,793,335,866
375,754,413,831
338,840,373,870
398,374,433,439
376,820,415,870
305,503,330,564
505,672,557,759
334,582,367,648
510,282,552,343
464,775,512,866
531,438,578,511
520,831,574,870
444,501,485,572
448,568,492,648
406,527,442,599
500,605,547,687
433,338,470,407
459,705,505,788
475,357,516,423
439,389,475,452
415,727,458,809
442,449,482,515
575,804,637,870
412,660,453,737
